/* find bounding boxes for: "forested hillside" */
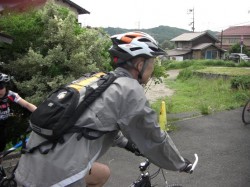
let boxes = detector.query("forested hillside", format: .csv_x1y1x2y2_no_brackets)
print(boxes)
104,25,218,49
104,25,188,45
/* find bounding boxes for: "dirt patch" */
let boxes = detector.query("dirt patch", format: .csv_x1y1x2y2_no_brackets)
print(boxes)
145,70,180,102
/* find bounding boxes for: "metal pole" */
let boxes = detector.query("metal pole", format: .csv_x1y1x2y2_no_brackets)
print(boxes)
192,8,195,32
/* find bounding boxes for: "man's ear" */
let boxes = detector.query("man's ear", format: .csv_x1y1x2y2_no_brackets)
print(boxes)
134,58,144,71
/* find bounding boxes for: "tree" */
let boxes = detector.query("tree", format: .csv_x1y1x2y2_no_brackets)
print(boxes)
0,1,112,106
0,10,44,62
0,1,113,143
161,39,174,50
229,43,250,56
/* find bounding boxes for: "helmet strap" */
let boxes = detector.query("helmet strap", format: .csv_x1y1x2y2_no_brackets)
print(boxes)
126,61,143,83
137,59,150,84
126,59,149,84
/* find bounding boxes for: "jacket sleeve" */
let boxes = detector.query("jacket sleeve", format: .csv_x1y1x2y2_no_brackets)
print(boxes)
112,131,128,148
116,81,186,171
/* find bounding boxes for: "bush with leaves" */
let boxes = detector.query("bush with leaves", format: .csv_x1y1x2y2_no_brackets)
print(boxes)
228,43,250,56
231,76,250,90
1,1,112,106
0,1,113,144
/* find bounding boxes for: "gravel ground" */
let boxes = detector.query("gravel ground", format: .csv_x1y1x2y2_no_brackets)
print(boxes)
145,69,179,102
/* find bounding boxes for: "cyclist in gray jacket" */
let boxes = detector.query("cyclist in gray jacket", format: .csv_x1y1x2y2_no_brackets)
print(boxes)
15,31,193,187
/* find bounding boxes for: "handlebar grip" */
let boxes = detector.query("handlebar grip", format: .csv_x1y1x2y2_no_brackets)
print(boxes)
139,159,150,172
190,153,198,173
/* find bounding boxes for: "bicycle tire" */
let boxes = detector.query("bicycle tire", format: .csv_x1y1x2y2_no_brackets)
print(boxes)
242,100,250,125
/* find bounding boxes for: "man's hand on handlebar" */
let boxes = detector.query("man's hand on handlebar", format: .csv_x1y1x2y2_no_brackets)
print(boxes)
180,154,198,174
180,158,193,173
124,141,143,156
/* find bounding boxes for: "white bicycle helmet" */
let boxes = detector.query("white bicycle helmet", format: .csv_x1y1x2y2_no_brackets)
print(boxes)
109,31,166,66
0,73,10,83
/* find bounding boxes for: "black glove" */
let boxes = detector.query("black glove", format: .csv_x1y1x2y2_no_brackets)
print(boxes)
180,158,193,173
124,141,143,156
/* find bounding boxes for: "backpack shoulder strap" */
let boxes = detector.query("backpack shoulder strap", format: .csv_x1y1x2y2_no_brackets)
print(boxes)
70,72,119,124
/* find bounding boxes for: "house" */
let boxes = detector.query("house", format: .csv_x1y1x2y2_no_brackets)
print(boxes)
167,32,225,61
217,26,250,51
0,0,90,20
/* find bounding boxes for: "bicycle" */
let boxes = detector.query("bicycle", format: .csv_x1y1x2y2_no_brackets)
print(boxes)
242,99,250,125
129,154,198,187
0,138,28,187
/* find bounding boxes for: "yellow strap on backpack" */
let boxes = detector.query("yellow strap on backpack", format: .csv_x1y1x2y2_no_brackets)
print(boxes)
68,72,106,91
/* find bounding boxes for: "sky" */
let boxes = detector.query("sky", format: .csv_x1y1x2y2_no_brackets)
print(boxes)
72,0,250,32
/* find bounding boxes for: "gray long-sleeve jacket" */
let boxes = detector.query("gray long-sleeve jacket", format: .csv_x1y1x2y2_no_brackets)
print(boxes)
15,67,186,187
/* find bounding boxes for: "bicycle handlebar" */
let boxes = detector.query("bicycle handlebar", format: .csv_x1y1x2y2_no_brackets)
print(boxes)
189,153,198,174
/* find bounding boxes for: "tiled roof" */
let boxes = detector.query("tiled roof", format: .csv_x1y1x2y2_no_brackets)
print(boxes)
222,26,250,36
192,43,224,51
171,31,219,42
167,49,191,56
192,43,213,50
64,0,90,14
171,32,206,41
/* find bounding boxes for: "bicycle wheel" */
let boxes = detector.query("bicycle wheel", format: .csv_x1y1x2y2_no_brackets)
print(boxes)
242,100,250,125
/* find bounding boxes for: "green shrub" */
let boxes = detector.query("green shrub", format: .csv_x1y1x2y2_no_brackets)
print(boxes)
238,61,250,67
177,68,194,80
162,59,248,71
231,76,250,90
198,102,212,115
233,92,249,103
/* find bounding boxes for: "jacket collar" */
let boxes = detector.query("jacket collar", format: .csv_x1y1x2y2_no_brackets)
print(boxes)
114,67,133,78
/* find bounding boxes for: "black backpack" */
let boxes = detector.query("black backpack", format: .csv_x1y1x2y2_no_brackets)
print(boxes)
25,72,119,154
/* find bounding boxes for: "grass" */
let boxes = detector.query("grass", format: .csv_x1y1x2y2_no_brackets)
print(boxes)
151,69,250,116
196,67,250,76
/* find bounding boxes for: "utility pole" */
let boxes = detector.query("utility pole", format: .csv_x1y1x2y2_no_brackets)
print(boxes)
220,30,223,59
240,35,243,54
220,30,223,49
187,8,195,32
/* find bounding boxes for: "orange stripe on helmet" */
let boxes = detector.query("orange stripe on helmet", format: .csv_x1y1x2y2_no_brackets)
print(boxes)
121,36,133,43
121,33,144,43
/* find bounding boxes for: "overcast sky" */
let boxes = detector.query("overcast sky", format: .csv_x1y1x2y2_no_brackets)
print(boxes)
72,0,250,32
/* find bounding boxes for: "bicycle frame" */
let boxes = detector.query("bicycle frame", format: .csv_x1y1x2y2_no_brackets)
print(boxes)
0,138,29,160
0,138,28,187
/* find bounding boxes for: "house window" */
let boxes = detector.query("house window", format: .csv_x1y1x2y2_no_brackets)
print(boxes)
228,38,239,44
176,41,191,49
205,50,218,59
176,42,183,48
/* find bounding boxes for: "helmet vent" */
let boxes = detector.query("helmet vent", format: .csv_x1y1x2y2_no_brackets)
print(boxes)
127,34,137,39
130,47,142,51
138,38,151,42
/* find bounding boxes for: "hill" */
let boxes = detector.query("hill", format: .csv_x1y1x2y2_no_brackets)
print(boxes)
103,25,218,47
104,25,189,44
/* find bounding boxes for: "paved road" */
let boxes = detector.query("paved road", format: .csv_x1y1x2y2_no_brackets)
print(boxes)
99,107,250,187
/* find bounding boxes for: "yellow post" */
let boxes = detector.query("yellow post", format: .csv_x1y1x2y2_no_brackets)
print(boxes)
159,100,168,131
